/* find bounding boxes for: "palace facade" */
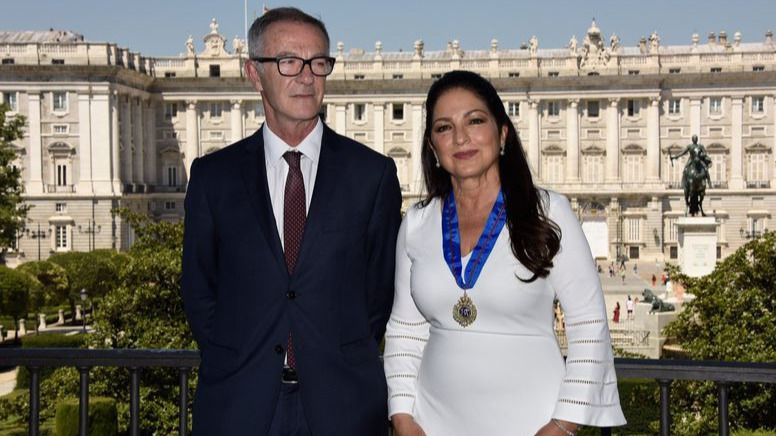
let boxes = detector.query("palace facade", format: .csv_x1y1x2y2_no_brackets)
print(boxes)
1,20,774,263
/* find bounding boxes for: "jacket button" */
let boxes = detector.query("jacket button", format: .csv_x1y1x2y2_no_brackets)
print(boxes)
274,345,284,354
287,290,296,300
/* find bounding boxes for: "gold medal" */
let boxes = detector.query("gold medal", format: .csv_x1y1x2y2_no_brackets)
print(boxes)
453,292,477,327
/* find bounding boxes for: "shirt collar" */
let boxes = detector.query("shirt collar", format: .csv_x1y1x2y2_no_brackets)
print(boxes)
263,119,323,168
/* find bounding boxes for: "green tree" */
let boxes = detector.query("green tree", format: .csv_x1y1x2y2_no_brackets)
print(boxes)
0,265,36,340
664,231,776,435
16,260,70,307
0,102,29,262
48,250,124,318
36,210,195,433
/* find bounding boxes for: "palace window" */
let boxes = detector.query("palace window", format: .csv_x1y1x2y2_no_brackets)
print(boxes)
582,153,604,183
508,102,520,117
52,92,68,111
664,217,678,243
753,65,765,72
254,101,265,118
628,70,639,75
164,72,176,78
508,72,520,78
392,103,404,121
746,151,769,185
622,152,644,183
587,100,599,118
353,103,366,121
164,201,176,210
354,74,365,80
709,97,723,115
710,67,722,73
624,217,642,242
55,202,67,213
548,71,559,77
164,102,178,120
668,99,681,115
54,225,69,251
751,96,765,114
546,101,560,117
626,99,640,117
52,59,65,65
542,154,564,183
391,131,405,141
669,68,681,74
710,152,728,187
1,58,14,65
166,165,179,187
2,92,17,111
53,124,68,134
209,102,223,119
56,163,68,186
209,64,221,78
392,74,404,80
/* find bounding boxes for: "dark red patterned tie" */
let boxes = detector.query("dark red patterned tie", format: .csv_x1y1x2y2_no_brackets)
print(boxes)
283,151,305,369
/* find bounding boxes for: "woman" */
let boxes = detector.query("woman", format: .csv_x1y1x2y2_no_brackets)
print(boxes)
613,301,621,323
384,71,625,436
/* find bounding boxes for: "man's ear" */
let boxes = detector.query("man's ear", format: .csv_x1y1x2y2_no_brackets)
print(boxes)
245,61,264,93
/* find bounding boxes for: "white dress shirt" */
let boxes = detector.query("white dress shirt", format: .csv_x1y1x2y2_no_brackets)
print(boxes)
263,120,323,248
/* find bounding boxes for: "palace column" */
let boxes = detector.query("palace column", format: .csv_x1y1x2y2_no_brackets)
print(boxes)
527,99,540,178
133,97,145,185
230,100,243,143
566,99,580,182
729,96,745,189
411,103,423,192
89,91,113,194
606,98,620,182
373,102,385,153
110,91,121,193
690,98,702,138
144,100,157,186
335,104,346,135
77,92,94,193
646,96,661,182
120,96,133,185
27,92,43,194
184,100,199,180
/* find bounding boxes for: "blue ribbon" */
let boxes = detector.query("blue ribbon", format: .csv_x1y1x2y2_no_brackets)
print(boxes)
442,190,507,290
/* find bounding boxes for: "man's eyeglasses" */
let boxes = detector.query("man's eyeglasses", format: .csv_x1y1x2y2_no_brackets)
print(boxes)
251,56,336,77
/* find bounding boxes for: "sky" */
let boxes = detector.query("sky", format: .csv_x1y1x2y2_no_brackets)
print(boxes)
2,0,775,57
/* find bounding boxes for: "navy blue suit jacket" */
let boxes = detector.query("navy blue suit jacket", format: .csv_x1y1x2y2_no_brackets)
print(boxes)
182,124,402,435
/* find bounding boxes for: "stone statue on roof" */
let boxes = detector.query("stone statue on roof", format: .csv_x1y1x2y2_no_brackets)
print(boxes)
568,35,577,55
529,35,538,56
210,18,219,35
186,35,195,57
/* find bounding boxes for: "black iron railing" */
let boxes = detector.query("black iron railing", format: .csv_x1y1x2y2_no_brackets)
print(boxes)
0,350,775,436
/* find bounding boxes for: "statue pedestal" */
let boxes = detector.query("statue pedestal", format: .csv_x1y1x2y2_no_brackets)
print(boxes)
676,217,718,277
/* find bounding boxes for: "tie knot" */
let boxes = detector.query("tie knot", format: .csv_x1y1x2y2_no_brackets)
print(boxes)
283,151,302,169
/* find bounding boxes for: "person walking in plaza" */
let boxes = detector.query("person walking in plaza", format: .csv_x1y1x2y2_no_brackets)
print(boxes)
651,273,657,287
626,295,635,320
384,71,625,436
613,301,621,323
181,7,402,435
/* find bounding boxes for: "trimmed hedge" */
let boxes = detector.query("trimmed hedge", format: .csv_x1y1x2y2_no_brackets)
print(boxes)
579,378,660,435
55,397,117,436
15,334,84,390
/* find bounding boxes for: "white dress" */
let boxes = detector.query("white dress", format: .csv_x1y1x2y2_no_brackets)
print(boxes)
384,191,626,436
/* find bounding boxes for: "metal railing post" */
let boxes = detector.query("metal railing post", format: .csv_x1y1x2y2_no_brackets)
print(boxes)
78,366,90,436
179,367,190,435
718,382,730,436
657,379,672,436
29,366,40,436
130,368,140,436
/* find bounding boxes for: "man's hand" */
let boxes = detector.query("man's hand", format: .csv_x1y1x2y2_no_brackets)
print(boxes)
391,413,427,436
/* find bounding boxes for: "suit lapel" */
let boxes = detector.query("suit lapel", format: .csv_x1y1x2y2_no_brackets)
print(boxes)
240,128,286,273
294,125,341,274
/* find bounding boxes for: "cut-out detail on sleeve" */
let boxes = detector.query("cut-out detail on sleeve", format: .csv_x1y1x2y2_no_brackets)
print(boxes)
568,339,604,345
557,398,621,408
387,373,417,380
385,334,429,342
389,317,430,327
563,379,602,385
565,358,603,365
390,393,416,400
565,318,606,328
383,352,424,360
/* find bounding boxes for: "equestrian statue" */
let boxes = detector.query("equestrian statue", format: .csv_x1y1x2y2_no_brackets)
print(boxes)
670,135,712,216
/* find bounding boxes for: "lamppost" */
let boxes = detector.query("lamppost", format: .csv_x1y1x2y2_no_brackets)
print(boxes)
25,223,49,261
78,220,102,251
79,288,88,334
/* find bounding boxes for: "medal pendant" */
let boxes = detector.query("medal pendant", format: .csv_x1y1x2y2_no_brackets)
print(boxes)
453,292,477,327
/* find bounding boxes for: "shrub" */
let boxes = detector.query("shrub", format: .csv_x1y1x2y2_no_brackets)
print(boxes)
54,397,117,436
15,333,84,389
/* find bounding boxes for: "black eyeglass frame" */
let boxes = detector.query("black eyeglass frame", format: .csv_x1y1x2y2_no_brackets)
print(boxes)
250,56,336,77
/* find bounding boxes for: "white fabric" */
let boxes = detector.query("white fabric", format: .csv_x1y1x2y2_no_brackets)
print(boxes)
263,120,322,249
384,191,626,436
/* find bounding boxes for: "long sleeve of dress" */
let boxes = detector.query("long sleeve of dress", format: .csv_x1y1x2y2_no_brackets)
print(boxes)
547,194,627,427
384,210,431,418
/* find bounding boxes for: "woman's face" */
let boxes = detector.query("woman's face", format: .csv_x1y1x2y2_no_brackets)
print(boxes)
429,87,506,183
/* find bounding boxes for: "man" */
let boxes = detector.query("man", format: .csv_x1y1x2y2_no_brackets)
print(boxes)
182,7,402,435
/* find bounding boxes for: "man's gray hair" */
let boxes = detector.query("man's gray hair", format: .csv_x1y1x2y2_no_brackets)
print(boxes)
248,7,330,58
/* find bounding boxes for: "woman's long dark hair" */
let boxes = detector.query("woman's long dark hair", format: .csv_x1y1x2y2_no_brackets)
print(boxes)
421,70,561,282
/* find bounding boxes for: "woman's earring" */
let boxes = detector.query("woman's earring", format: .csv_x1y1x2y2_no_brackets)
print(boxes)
431,148,441,167
500,143,506,156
